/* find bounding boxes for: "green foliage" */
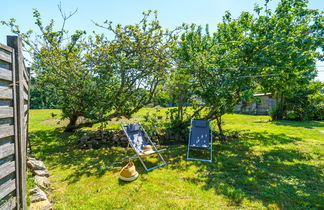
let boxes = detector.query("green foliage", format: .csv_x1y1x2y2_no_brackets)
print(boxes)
165,68,195,124
30,76,59,109
3,9,177,131
172,0,323,132
2,8,94,130
153,90,172,107
3,0,323,133
87,10,178,121
251,0,323,120
174,17,257,137
271,81,324,121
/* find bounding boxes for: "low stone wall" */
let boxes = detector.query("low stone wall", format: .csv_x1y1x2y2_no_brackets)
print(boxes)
78,130,129,149
78,128,224,150
27,157,52,210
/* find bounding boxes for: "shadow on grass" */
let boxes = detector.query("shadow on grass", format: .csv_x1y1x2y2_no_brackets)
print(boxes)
29,128,167,184
29,129,125,183
241,131,302,146
173,132,323,209
272,120,324,129
29,128,323,209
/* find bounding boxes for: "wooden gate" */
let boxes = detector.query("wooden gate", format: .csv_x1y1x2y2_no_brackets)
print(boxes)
0,36,29,209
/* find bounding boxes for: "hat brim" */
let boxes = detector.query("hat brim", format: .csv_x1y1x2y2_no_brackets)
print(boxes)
141,150,155,156
119,172,139,182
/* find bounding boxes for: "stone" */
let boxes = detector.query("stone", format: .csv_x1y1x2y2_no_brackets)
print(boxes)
27,159,46,171
35,176,50,189
80,135,90,142
120,137,128,141
30,187,47,203
112,136,119,142
30,199,52,210
33,169,50,177
27,156,36,161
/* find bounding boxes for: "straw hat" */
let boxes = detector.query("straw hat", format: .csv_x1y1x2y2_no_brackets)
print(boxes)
142,145,155,155
119,162,138,181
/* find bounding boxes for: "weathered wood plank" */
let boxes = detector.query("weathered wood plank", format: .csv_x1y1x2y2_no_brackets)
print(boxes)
0,67,12,81
0,51,11,63
0,87,13,100
0,125,14,139
0,43,13,52
25,122,27,130
0,161,15,180
0,197,16,210
24,104,28,113
8,35,27,209
23,67,29,82
0,107,13,119
22,78,28,92
0,142,14,160
23,90,28,101
0,179,16,200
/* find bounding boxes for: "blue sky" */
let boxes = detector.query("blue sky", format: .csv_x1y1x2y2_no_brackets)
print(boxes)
1,0,323,80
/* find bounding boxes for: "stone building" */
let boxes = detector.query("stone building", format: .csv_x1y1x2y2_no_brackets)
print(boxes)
234,93,276,115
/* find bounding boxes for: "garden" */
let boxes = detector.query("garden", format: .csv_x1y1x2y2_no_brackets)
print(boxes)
1,0,323,209
27,108,323,209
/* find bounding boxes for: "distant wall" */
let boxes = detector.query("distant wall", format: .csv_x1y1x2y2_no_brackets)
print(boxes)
234,94,276,115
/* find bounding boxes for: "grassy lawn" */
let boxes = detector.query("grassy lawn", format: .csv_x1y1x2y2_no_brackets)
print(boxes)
29,109,324,209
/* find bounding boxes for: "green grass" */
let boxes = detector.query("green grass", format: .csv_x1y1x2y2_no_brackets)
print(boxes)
29,109,324,209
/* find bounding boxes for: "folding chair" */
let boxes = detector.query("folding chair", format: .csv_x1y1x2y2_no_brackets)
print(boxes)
187,120,213,162
121,123,167,171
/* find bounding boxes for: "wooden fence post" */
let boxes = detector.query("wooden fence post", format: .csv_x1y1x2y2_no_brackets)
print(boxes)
7,36,27,210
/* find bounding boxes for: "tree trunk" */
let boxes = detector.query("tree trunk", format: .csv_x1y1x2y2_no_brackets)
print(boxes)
274,92,285,120
215,115,225,140
64,114,79,132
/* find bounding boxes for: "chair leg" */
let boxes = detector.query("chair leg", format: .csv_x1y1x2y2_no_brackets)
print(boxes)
210,146,213,162
186,146,191,160
186,147,212,162
137,155,148,171
138,152,167,171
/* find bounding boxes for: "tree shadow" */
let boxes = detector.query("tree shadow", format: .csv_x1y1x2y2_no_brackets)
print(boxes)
178,132,323,209
272,120,324,129
29,128,323,209
241,131,302,146
29,129,126,183
29,129,169,184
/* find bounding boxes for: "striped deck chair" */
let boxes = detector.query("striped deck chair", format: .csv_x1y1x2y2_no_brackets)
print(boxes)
121,123,167,171
187,120,213,162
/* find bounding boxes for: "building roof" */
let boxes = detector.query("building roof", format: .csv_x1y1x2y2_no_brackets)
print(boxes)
253,93,273,97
